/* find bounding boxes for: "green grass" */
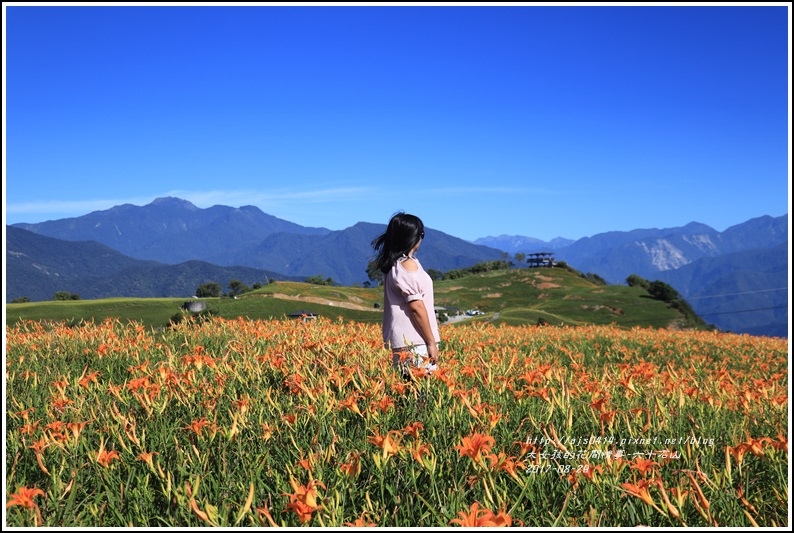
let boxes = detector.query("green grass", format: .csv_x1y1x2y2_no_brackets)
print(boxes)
436,268,682,328
5,268,693,331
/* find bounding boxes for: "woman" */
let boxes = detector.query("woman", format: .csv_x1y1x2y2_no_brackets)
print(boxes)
371,212,440,378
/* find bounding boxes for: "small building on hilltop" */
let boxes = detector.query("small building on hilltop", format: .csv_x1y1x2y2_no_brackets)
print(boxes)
526,252,556,268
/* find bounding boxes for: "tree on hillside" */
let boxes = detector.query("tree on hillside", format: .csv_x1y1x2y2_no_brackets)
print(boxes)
228,279,250,296
647,280,679,303
582,272,607,285
366,261,384,286
196,282,221,298
626,274,650,290
645,279,712,330
306,275,334,286
53,291,80,301
427,268,444,281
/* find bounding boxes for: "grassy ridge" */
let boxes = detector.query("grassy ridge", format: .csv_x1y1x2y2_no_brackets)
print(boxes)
6,268,695,331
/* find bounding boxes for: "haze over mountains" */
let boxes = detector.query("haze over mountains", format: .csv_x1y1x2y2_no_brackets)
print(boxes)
7,197,788,338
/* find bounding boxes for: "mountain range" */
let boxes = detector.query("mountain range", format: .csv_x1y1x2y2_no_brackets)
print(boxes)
6,198,788,337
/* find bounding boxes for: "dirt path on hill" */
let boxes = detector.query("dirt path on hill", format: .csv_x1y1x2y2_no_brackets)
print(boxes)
271,293,377,312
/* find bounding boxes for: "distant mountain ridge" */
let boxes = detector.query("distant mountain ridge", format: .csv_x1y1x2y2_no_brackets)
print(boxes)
473,235,574,254
5,226,298,302
552,216,788,284
8,198,788,337
656,242,788,338
10,197,505,287
476,216,788,338
12,197,331,265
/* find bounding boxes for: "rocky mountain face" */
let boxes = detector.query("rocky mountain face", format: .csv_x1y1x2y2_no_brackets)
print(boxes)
475,215,788,338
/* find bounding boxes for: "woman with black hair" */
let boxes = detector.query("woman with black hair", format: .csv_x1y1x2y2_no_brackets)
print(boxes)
371,212,440,378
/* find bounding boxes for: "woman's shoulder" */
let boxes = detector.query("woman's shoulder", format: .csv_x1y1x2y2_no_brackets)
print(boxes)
395,255,420,273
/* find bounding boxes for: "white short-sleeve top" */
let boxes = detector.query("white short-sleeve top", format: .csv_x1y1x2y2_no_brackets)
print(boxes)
382,255,440,349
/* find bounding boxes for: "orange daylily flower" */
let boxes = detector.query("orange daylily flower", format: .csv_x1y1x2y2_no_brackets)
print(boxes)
51,397,74,412
368,430,402,457
402,421,424,439
486,452,526,480
185,417,211,436
67,420,91,440
528,387,551,403
255,502,278,527
460,365,478,378
629,456,658,476
669,486,690,508
339,394,362,416
771,433,787,451
590,396,609,413
28,438,48,455
747,436,772,457
735,483,757,514
78,370,101,389
621,479,656,507
339,452,362,478
581,463,603,482
513,439,538,458
260,423,275,441
619,376,637,393
15,407,35,421
727,442,750,466
231,395,251,413
374,395,395,413
137,451,159,469
20,420,40,436
390,381,410,394
454,432,496,465
6,486,46,509
345,512,377,527
283,478,325,524
296,452,318,472
96,448,121,468
449,501,512,527
411,441,433,464
28,438,50,474
567,470,580,491
285,499,317,524
599,410,618,425
45,420,64,433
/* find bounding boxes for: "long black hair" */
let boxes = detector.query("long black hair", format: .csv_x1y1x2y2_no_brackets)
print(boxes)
371,212,425,274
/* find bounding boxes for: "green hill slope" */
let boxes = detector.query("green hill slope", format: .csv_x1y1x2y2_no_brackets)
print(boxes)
6,267,702,332
434,267,687,329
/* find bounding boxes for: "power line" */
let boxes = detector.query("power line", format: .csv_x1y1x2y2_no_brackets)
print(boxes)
696,305,789,317
684,287,789,301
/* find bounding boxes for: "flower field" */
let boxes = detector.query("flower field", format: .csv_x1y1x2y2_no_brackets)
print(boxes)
5,317,789,527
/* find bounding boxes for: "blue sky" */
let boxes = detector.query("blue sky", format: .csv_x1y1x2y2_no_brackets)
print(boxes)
3,3,791,242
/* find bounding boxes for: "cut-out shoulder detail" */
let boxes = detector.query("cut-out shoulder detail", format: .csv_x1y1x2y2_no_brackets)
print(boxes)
398,256,419,272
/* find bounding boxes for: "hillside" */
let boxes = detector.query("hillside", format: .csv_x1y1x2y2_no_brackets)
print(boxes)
11,198,506,285
656,242,788,338
10,196,331,263
7,199,786,337
6,267,697,332
551,215,788,284
5,226,298,302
